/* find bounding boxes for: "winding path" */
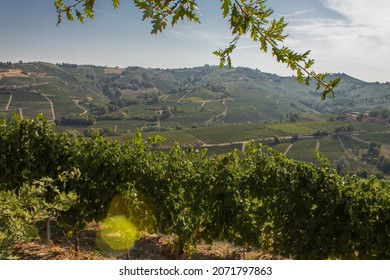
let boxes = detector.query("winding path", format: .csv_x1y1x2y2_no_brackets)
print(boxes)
204,100,228,125
73,99,88,116
4,92,23,119
18,108,24,120
316,140,320,152
5,93,13,111
177,94,188,103
241,142,247,153
284,143,293,156
42,94,56,122
337,135,354,159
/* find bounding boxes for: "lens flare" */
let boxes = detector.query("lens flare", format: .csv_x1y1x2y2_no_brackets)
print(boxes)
108,192,156,231
97,191,156,255
99,215,137,251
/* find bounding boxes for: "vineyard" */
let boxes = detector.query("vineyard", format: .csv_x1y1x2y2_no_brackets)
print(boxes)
0,115,389,259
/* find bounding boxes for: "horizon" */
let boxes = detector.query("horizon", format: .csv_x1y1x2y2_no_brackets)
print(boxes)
4,60,379,85
1,0,390,83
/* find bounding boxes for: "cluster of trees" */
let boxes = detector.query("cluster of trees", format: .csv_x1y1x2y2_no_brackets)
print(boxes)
378,158,390,174
286,113,301,123
369,107,390,119
0,62,12,68
102,85,122,100
312,130,329,137
55,114,96,126
57,63,78,68
335,125,355,134
363,142,390,175
127,78,155,89
83,127,119,137
139,93,160,104
89,102,109,115
99,74,161,115
205,83,230,95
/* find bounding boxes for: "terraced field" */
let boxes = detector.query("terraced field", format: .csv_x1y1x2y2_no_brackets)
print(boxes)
285,139,318,163
356,133,390,145
186,124,285,144
318,136,348,163
9,91,53,120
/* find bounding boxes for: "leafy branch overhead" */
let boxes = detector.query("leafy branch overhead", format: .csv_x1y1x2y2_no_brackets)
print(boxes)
54,0,340,99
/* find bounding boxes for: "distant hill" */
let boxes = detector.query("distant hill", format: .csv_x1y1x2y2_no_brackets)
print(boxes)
2,62,390,177
1,62,389,131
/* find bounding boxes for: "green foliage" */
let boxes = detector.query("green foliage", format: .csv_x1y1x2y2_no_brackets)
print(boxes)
1,115,389,259
0,171,78,259
53,0,340,98
369,107,390,119
134,0,201,34
214,0,340,98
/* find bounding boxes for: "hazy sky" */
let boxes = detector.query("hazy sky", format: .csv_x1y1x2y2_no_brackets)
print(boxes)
1,0,389,82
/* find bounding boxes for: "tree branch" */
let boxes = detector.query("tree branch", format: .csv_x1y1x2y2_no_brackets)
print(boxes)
231,0,339,98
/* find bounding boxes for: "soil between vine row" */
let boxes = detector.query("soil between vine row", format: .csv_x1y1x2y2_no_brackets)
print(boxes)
12,222,284,260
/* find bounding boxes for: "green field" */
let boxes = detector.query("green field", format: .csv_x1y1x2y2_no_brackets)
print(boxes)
95,119,146,132
199,143,243,155
183,89,218,101
340,136,369,156
11,94,52,120
122,129,201,147
174,102,201,112
49,95,84,117
356,133,390,145
318,136,347,163
0,93,11,110
186,123,287,144
3,92,52,120
0,77,35,86
286,139,318,162
267,122,338,134
223,106,264,123
168,110,216,127
270,142,291,154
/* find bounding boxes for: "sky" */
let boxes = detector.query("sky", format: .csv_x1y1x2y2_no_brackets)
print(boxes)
1,0,389,83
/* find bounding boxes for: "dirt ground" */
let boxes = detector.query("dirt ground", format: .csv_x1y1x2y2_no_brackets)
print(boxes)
380,145,390,159
0,69,28,77
11,222,283,260
104,68,124,75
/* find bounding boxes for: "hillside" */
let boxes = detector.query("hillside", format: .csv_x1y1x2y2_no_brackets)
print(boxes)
1,62,390,176
1,63,389,260
1,62,389,129
0,62,107,121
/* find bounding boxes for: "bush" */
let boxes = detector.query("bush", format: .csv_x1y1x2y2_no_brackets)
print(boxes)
1,115,389,259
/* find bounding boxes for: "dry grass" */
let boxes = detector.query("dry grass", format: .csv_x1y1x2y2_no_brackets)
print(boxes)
104,67,124,75
0,69,28,77
380,145,390,159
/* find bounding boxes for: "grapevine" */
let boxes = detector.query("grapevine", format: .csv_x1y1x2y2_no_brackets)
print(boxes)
1,115,389,259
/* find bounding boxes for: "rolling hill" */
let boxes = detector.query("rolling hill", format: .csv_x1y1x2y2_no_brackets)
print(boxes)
1,62,389,129
1,62,390,177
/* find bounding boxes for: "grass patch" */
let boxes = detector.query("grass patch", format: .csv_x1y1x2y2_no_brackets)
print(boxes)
187,123,287,144
356,133,390,145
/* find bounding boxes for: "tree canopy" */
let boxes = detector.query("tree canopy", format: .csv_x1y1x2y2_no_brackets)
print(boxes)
54,0,340,99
